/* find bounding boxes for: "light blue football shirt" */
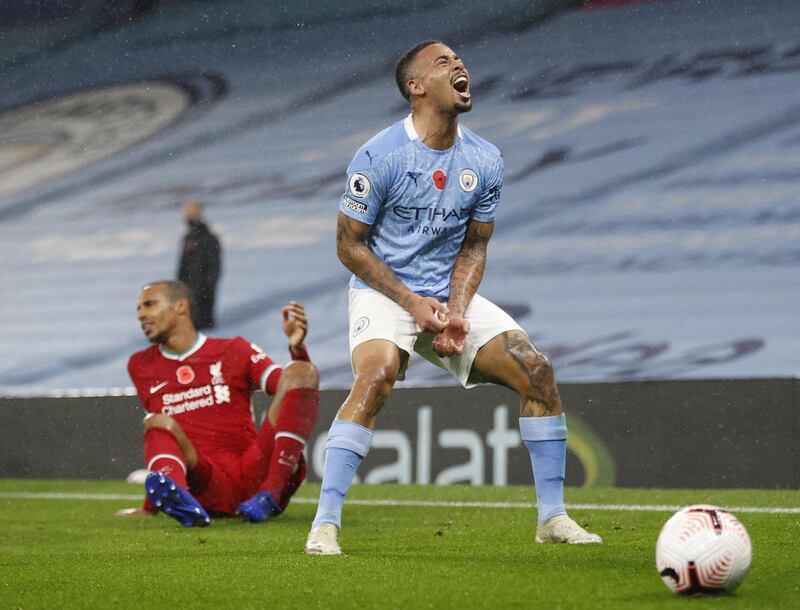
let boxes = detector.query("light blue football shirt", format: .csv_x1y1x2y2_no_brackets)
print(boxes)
339,114,503,299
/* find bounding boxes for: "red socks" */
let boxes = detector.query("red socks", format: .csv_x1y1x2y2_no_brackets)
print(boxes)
260,388,319,501
141,388,318,511
143,427,188,488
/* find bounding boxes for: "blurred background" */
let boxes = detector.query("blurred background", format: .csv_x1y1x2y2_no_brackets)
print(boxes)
0,0,798,485
1,0,798,395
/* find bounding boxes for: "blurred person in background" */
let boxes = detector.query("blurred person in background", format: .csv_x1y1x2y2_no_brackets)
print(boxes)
178,199,221,330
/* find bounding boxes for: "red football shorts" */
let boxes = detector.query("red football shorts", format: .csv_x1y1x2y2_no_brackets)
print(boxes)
186,440,272,515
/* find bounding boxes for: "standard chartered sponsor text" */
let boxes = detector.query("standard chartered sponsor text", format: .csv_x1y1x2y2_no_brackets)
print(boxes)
162,395,214,416
162,385,211,405
160,384,233,416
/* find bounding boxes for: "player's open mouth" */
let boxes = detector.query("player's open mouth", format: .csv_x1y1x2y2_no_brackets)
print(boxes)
453,74,470,99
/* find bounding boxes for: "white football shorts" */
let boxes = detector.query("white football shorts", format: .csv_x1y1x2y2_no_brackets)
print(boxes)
348,287,525,388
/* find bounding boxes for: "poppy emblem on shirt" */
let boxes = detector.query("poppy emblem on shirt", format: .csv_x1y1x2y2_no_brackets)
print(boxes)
176,365,195,385
432,169,447,191
459,169,478,192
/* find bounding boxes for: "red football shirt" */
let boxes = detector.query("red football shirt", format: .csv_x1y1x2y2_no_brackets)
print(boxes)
128,334,281,455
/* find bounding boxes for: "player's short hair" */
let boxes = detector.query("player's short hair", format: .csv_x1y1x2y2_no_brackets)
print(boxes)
395,40,443,101
146,280,194,308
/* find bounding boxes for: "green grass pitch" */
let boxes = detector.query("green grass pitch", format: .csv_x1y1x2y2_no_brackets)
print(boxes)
1,480,798,609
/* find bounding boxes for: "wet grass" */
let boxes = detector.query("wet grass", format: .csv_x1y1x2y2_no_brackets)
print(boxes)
1,480,798,609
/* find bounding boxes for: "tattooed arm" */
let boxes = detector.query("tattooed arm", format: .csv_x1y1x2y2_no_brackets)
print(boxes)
448,219,494,317
432,219,494,357
336,212,448,333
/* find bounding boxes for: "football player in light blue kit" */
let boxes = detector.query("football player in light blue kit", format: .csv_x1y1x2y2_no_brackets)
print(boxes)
305,40,602,554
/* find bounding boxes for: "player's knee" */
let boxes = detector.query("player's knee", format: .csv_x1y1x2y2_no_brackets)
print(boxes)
282,360,320,389
353,364,398,398
530,352,554,381
509,340,555,388
526,353,555,391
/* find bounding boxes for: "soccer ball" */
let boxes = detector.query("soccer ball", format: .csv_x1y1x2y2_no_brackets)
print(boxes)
655,505,751,595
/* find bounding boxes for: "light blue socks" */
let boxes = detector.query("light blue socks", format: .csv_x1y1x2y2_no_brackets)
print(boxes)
311,419,374,529
519,414,568,524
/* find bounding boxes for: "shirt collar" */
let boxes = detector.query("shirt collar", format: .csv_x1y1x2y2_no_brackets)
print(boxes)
159,333,207,361
404,113,463,141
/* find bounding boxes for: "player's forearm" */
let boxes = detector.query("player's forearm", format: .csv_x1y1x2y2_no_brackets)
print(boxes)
289,343,310,361
337,240,418,310
448,246,486,316
448,220,494,316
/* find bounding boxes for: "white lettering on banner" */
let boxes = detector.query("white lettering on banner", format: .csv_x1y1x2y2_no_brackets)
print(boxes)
363,431,412,484
309,405,518,485
311,435,328,483
416,406,432,484
486,405,521,485
435,430,485,485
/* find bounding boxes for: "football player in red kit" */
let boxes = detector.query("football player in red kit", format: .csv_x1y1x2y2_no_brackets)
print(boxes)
124,280,319,527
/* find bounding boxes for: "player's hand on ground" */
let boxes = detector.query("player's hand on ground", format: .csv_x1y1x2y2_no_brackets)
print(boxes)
408,295,449,333
282,301,308,347
432,315,470,357
115,507,153,517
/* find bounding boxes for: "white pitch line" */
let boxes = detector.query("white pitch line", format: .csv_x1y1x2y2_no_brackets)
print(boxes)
564,503,800,515
0,492,142,501
0,492,798,514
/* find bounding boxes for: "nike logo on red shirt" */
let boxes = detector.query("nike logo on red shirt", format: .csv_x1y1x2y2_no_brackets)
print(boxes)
150,381,168,394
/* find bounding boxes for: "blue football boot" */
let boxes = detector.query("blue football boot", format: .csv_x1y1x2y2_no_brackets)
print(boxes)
145,472,210,527
236,491,282,523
